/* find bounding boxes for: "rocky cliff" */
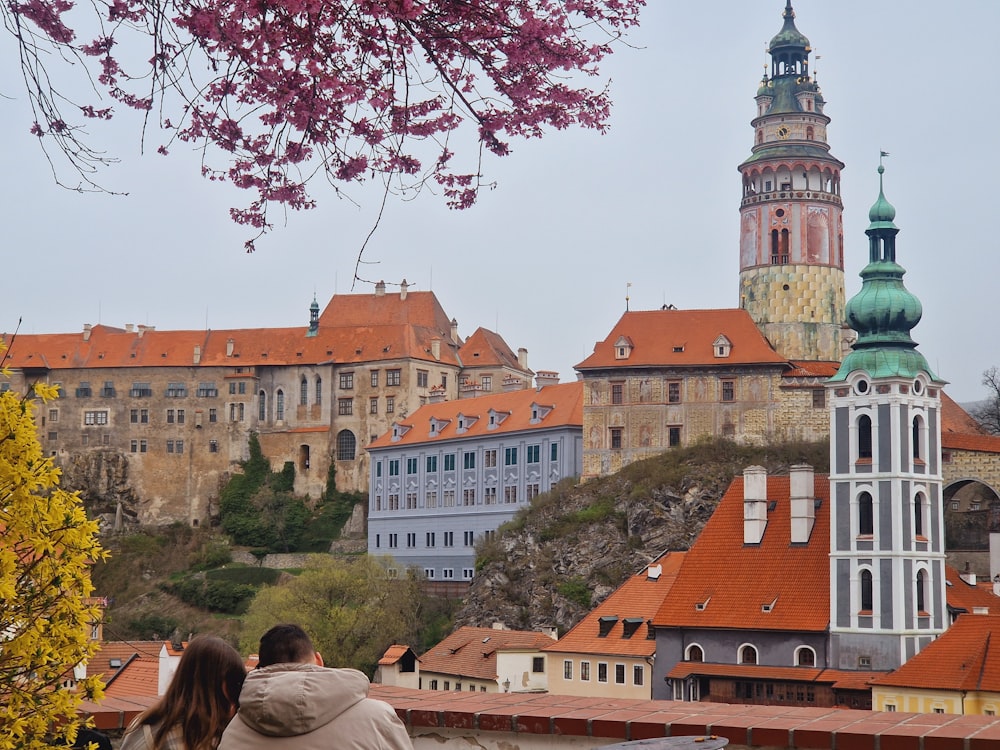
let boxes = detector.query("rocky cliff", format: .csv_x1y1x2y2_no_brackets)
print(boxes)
456,439,829,634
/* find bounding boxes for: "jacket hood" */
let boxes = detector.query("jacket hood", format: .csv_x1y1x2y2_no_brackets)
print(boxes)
236,663,371,737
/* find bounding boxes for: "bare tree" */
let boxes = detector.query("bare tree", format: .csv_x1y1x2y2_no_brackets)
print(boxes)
971,367,1000,435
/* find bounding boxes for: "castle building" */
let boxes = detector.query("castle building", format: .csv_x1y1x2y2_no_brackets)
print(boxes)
0,284,534,526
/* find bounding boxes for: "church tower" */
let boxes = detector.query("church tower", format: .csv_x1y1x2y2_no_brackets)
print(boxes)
826,166,947,672
738,1,846,362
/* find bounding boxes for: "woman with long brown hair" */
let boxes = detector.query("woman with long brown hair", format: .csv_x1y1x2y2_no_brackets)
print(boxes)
121,635,246,750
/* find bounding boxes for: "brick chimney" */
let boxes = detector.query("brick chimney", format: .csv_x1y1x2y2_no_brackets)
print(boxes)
518,347,529,371
83,323,92,342
743,466,768,545
790,464,816,544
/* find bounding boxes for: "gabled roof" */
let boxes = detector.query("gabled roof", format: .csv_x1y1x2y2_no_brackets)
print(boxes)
545,552,685,658
459,328,532,375
575,309,788,371
652,474,831,632
419,627,556,681
945,567,999,615
783,361,840,378
940,392,989,435
2,292,464,371
368,381,583,450
103,656,160,698
85,641,165,680
379,645,418,666
870,614,1000,692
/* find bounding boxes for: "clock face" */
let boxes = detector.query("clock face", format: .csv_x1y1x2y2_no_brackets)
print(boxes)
776,126,790,140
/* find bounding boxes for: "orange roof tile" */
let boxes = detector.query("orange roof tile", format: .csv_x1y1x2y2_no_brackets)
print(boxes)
784,361,840,378
459,328,531,374
86,641,165,681
942,432,1000,454
870,614,1000,691
575,309,788,371
652,474,831,632
946,567,1000,614
419,627,556,681
368,381,582,450
940,392,989,435
103,656,160,698
379,645,416,666
545,552,685,658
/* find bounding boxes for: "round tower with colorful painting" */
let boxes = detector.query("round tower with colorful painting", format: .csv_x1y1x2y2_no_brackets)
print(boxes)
738,1,846,363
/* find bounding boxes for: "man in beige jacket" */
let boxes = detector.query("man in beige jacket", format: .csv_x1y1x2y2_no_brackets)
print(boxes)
219,624,414,750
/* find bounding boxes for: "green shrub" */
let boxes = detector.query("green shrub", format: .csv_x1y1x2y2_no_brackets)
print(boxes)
205,566,283,585
557,578,592,609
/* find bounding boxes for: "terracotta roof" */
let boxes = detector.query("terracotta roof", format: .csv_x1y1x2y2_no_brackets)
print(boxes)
2,292,466,371
545,552,685,658
85,641,165,681
666,661,884,689
870,614,1000,691
368,381,583,450
379,645,416,666
940,392,989,435
784,361,840,378
162,641,187,657
942,432,1000,454
459,328,531,374
945,567,999,614
652,473,831,632
575,309,788,371
103,656,160,698
418,627,556,681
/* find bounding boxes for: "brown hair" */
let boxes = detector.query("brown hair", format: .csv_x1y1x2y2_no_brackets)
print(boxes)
257,623,315,667
128,635,246,750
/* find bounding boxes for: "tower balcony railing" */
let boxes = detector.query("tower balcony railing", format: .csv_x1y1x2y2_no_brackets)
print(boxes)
741,190,841,207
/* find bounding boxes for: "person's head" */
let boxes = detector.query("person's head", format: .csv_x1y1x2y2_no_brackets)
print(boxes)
134,635,246,750
257,624,318,667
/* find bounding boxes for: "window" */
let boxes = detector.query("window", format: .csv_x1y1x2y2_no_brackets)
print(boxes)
633,665,644,686
177,409,185,424
130,382,153,397
130,439,138,453
176,440,184,454
484,449,497,467
611,382,624,404
406,493,417,509
916,569,927,613
426,491,437,508
167,440,175,454
386,397,395,413
258,392,266,421
197,382,218,398
84,410,108,426
76,382,92,398
858,414,873,459
338,398,353,415
858,491,874,536
615,664,625,684
166,382,186,398
464,531,475,546
337,430,357,461
239,381,246,395
581,661,591,681
388,534,398,548
504,447,518,465
463,451,476,470
686,645,704,662
526,483,540,500
314,377,321,405
443,491,455,508
388,459,399,476
812,389,825,408
463,489,476,506
796,647,816,667
440,373,448,388
140,409,149,424
721,380,735,402
386,369,401,386
229,382,237,395
404,457,417,474
504,486,518,503
860,569,874,612
463,568,474,580
885,704,897,712
443,531,454,546
367,397,377,414
739,645,758,664
484,486,497,505
563,661,573,680
527,445,540,463
406,532,416,548
914,493,925,537
48,409,58,423
209,408,218,423
442,569,454,579
444,454,455,471
276,390,285,420
300,377,308,405
597,663,608,683
369,370,379,387
388,494,399,510
209,440,218,453
336,372,354,390
610,428,622,450
101,381,115,398
167,409,175,423
551,443,558,462
426,532,435,547
130,409,138,424
139,439,147,453
424,568,435,579
532,657,544,673
668,381,681,403
668,426,681,447
417,370,428,388
229,404,238,421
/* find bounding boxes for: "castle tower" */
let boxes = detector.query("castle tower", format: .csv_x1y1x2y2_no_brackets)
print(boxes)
826,166,947,672
738,1,846,362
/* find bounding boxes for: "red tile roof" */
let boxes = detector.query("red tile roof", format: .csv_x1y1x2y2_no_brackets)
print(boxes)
652,473,832,632
2,291,465,371
784,361,840,378
459,328,531,374
85,641,165,681
545,552,685,658
870,614,1000,691
945,567,999,614
575,309,788,371
103,656,160,698
940,392,989,435
379,645,416,666
419,627,556,681
368,381,583,450
942,432,1000,454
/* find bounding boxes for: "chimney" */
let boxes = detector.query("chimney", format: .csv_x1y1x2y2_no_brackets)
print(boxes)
193,345,201,365
83,324,92,342
400,278,408,300
743,465,768,545
450,318,459,343
518,347,528,370
790,464,816,543
137,325,154,338
125,323,134,332
375,280,386,297
961,562,977,587
431,337,441,361
502,375,523,392
428,385,447,404
535,371,559,389
226,338,235,357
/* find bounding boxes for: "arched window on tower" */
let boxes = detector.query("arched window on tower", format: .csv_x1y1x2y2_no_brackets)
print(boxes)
780,228,790,263
300,376,308,406
858,491,874,536
914,492,925,538
259,391,267,421
315,376,322,406
276,389,285,421
771,230,780,263
860,569,873,612
336,430,356,461
916,570,927,614
806,125,814,139
686,644,704,662
858,415,873,460
912,415,924,461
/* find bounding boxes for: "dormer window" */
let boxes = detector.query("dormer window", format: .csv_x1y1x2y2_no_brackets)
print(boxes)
621,618,644,639
695,596,711,612
672,345,684,353
598,616,618,637
613,335,633,360
530,402,552,424
713,335,732,358
487,409,510,430
391,423,411,442
455,413,477,434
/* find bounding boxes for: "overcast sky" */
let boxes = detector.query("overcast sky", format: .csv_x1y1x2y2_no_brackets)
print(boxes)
1,2,996,403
